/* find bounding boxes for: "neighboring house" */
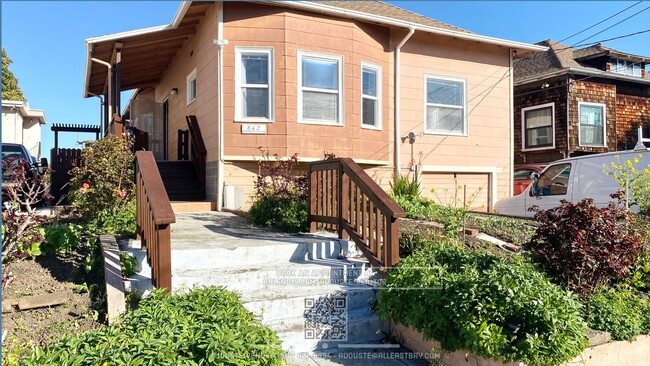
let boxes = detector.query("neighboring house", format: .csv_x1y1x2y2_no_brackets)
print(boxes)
82,1,544,210
1,100,47,158
514,40,650,165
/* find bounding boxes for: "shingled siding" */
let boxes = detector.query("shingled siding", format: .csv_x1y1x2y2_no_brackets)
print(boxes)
514,77,568,165
616,94,650,150
567,80,617,156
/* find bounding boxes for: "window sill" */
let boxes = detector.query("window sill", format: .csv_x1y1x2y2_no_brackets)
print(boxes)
234,118,274,123
422,130,467,137
521,146,556,152
361,124,382,131
578,144,607,148
298,120,344,127
186,98,196,107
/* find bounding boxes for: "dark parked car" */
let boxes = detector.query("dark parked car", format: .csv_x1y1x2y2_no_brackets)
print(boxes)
2,143,49,204
513,164,546,196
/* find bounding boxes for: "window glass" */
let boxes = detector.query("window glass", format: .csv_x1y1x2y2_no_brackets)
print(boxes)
514,169,535,181
425,77,465,134
303,58,338,90
186,69,197,105
362,66,380,128
580,104,605,146
241,54,268,85
532,163,571,196
523,106,553,148
303,91,338,121
242,88,269,118
362,68,377,96
236,49,272,121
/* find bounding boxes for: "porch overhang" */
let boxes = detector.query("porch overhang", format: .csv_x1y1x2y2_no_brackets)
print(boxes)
82,1,211,98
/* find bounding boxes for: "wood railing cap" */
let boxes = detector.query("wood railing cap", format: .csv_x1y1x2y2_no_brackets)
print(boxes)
135,151,176,225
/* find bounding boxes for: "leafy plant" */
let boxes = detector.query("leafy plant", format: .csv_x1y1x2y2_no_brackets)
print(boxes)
25,287,284,365
603,153,650,216
583,284,650,340
377,242,588,365
525,194,640,296
249,148,308,232
42,222,82,254
69,135,135,231
390,174,420,199
119,252,137,278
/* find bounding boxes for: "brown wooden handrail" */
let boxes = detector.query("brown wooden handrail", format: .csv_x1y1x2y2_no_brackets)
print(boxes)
135,151,175,290
185,115,207,194
308,158,406,268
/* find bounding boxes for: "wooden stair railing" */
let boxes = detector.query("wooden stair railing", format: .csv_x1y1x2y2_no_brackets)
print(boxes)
308,158,406,268
135,151,176,290
185,115,207,195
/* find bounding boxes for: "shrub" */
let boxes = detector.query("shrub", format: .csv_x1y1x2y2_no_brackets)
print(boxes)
603,153,650,216
377,242,588,366
86,199,136,236
24,287,284,365
583,285,650,340
249,149,308,232
390,174,420,199
42,222,82,254
525,195,640,295
69,135,134,225
120,252,137,278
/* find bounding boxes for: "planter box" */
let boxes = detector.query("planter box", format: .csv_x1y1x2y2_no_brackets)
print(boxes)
390,321,650,366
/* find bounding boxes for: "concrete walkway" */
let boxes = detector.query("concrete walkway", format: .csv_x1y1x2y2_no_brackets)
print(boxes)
136,211,429,365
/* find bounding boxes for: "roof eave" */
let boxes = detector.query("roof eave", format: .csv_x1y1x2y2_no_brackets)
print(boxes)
82,1,191,98
275,1,547,52
515,67,650,86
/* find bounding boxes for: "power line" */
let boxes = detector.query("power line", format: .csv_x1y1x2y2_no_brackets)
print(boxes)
572,29,650,48
569,6,650,48
558,1,642,43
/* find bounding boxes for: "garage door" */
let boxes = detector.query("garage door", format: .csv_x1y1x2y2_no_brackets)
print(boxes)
420,172,490,212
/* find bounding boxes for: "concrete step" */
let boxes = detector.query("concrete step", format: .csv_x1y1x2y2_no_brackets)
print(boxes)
241,285,378,322
172,257,377,290
270,309,388,352
171,239,344,270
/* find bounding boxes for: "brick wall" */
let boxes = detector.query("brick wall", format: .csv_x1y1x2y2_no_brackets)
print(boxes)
567,80,617,156
514,77,568,164
616,94,650,150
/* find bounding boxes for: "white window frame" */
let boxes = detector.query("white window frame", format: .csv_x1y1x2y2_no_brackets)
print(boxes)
423,74,468,136
611,58,642,77
186,68,197,105
297,50,344,126
234,47,274,122
360,61,382,130
521,102,555,152
578,102,607,147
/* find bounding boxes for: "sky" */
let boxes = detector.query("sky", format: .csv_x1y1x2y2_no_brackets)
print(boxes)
2,1,649,157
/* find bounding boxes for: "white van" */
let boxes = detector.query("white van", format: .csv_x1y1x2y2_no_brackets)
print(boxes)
495,148,650,218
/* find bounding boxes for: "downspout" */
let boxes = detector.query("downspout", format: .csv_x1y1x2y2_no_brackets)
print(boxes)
91,58,112,131
566,76,571,158
509,48,514,200
88,92,105,137
214,2,228,211
394,27,415,177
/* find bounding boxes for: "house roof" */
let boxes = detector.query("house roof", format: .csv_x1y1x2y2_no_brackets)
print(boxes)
1,100,46,124
514,39,650,86
83,1,546,98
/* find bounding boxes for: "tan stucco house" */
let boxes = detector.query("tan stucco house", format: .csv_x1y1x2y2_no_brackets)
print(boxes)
1,100,46,158
82,1,545,211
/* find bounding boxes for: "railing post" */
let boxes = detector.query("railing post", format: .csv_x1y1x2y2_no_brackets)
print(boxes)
341,173,350,240
309,168,317,233
337,162,343,239
156,225,172,291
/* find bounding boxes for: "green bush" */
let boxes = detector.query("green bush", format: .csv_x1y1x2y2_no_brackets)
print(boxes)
86,199,137,236
377,242,588,366
42,222,82,254
25,287,284,365
69,135,135,230
249,196,308,233
120,252,137,278
583,285,650,340
390,174,420,199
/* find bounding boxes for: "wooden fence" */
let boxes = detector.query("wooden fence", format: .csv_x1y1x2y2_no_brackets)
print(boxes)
50,148,83,204
308,158,405,268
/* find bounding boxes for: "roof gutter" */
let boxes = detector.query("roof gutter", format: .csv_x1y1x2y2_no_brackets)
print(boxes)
274,1,547,53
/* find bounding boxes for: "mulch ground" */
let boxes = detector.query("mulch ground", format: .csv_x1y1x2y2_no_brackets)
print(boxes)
2,246,104,361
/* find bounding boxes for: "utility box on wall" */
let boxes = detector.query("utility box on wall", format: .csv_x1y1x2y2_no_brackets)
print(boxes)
223,186,245,210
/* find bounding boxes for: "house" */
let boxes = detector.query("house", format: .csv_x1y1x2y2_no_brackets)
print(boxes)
513,40,650,165
1,100,46,158
82,1,545,210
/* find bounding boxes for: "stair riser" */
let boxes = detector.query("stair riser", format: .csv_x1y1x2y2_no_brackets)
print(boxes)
274,317,388,352
167,192,206,201
243,289,377,322
171,241,342,270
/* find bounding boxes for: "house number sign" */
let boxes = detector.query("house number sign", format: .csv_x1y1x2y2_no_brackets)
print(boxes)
241,124,267,134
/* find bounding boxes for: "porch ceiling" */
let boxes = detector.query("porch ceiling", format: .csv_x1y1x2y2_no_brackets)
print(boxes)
85,2,210,97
